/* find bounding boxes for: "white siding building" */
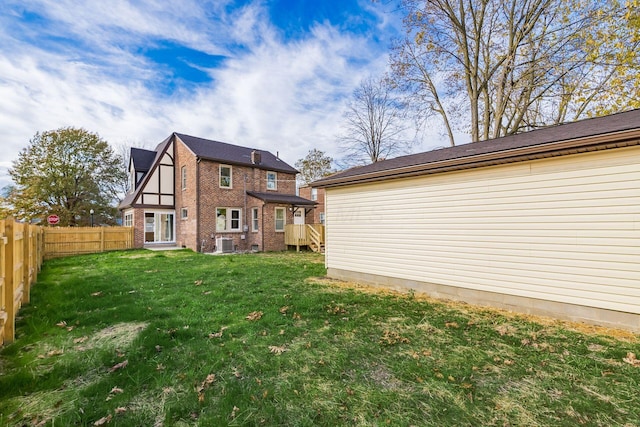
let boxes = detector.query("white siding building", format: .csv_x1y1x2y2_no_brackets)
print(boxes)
314,110,640,331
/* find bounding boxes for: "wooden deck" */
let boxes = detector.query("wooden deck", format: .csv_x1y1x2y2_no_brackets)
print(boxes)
284,224,325,252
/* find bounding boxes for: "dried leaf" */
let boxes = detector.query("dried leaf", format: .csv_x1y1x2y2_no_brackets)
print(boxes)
279,306,289,314
41,349,64,358
115,407,127,415
94,414,112,426
74,336,88,344
110,386,124,394
108,360,128,373
245,311,263,321
91,291,102,297
231,406,240,419
623,352,640,366
208,326,228,338
66,326,75,332
292,312,301,320
56,321,67,328
445,321,459,329
268,345,288,355
194,280,203,286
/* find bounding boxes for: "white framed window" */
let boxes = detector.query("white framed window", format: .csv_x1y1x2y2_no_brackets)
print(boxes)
124,213,133,227
319,212,325,225
275,207,286,232
181,166,187,190
311,188,318,201
181,208,188,219
252,207,259,232
266,171,277,190
216,207,242,231
219,165,232,188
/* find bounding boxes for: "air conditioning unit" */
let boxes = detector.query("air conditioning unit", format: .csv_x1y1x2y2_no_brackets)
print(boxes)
216,237,233,253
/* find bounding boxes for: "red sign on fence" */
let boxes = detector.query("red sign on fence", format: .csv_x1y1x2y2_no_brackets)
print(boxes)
47,215,60,225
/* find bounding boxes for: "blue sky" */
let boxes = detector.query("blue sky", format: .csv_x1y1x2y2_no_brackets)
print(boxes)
0,0,437,189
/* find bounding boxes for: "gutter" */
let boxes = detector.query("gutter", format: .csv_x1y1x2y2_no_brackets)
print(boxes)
314,129,640,188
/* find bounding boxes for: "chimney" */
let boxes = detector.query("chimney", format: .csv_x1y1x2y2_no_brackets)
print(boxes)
251,150,261,165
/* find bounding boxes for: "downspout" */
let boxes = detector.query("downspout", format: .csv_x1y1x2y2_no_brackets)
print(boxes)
196,157,201,252
244,174,248,251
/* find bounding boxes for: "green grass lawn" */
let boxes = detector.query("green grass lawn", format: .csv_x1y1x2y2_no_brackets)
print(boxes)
1,250,639,426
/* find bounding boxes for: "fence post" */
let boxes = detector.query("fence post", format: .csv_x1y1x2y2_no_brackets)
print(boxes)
22,224,30,304
100,227,105,253
3,219,15,344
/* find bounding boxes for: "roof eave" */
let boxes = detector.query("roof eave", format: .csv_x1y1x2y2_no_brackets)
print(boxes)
315,129,640,188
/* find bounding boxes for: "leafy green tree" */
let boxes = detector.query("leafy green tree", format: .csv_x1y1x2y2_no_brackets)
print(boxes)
295,149,334,185
8,127,125,225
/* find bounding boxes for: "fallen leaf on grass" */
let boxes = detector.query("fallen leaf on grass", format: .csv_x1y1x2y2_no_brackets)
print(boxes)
445,321,459,329
268,345,288,355
110,386,124,394
231,406,240,419
91,291,102,297
208,326,228,338
245,311,263,321
115,407,127,415
196,374,216,402
623,352,640,367
38,349,64,358
194,280,203,286
74,336,88,344
279,306,289,314
94,414,112,426
56,321,67,328
108,360,128,373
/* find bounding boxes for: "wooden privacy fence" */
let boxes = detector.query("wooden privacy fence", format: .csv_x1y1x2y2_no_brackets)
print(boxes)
1,219,134,346
1,218,44,345
44,226,134,259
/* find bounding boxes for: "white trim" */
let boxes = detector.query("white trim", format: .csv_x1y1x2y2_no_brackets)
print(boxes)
219,164,232,189
275,207,286,232
266,171,277,190
216,207,242,232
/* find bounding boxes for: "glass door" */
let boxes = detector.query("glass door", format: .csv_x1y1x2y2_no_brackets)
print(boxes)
145,212,175,243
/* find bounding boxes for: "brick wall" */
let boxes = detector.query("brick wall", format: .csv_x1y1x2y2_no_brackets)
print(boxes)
193,153,297,253
174,139,199,250
299,186,324,224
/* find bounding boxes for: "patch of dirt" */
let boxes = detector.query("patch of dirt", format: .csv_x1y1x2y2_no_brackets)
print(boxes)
306,277,639,342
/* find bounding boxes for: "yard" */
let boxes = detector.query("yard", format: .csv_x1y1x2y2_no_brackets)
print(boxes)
1,250,639,426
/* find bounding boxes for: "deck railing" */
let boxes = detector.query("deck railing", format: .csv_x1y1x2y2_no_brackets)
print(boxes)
284,224,325,252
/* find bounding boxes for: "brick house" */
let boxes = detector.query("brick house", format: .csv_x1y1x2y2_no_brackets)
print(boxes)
298,185,325,225
118,133,316,252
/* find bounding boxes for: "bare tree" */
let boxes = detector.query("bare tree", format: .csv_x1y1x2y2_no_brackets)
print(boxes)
339,77,414,165
391,0,640,145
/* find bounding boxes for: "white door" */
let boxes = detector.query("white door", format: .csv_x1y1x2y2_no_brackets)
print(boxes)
293,210,305,225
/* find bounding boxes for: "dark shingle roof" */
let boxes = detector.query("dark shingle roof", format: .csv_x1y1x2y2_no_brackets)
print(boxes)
176,133,297,174
130,147,156,172
313,109,640,187
247,191,317,206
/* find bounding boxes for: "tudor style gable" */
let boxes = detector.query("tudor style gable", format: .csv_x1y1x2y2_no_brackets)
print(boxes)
139,142,174,207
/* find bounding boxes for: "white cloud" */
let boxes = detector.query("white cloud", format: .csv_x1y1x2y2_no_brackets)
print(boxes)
0,0,403,190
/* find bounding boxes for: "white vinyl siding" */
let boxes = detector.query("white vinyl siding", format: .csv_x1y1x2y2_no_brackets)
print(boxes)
325,146,640,315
